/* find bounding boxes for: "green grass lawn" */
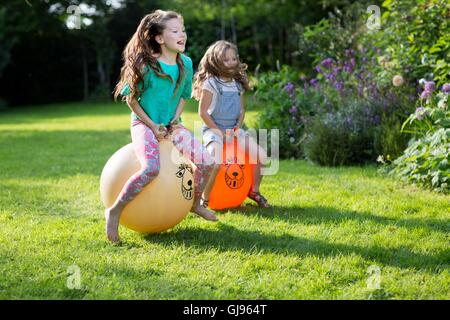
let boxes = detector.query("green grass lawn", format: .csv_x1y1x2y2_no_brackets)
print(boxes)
0,99,449,299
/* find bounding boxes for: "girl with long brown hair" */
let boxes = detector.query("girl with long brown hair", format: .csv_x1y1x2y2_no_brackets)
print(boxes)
193,40,270,209
108,10,218,244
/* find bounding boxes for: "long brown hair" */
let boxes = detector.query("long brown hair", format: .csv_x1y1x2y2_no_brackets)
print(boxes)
192,40,251,100
113,10,185,101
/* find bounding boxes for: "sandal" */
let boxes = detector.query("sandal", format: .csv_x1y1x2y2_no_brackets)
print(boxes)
200,197,209,208
248,190,270,208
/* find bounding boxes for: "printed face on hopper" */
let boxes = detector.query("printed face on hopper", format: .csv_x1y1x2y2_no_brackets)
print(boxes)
176,164,194,200
225,164,245,189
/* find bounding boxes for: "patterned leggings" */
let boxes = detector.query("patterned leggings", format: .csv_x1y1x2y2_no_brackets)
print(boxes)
116,119,214,206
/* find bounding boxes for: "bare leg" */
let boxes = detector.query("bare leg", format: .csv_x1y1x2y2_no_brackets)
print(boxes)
237,130,270,207
251,163,263,193
105,202,126,243
105,120,160,243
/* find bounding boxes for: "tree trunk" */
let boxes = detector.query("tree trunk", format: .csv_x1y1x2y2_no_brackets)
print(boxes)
230,13,237,44
221,0,226,39
81,40,88,100
278,25,284,66
268,30,274,70
97,54,106,88
106,53,112,98
252,25,261,66
284,28,291,65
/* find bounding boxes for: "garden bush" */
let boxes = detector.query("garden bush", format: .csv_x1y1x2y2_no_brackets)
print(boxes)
253,0,449,181
388,80,450,193
380,0,450,86
253,66,320,159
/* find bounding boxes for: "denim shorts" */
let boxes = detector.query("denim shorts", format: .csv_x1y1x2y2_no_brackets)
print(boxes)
202,128,249,148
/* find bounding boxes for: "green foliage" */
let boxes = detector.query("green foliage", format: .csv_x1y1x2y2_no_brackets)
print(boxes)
380,0,450,86
401,88,450,136
253,67,300,158
388,81,450,193
304,120,372,167
253,66,322,159
253,46,416,163
373,115,411,161
303,99,378,166
296,2,370,68
278,2,418,166
390,128,450,193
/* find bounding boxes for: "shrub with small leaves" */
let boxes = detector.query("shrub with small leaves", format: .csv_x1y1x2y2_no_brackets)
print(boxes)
390,128,449,193
389,80,450,193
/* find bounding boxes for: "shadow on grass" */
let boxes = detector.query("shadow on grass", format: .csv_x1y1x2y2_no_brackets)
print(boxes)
224,204,450,234
142,205,449,271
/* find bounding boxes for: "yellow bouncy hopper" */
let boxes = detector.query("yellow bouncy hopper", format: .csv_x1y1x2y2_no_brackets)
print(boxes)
99,139,194,233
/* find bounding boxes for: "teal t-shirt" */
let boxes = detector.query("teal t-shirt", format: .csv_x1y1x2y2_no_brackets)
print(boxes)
121,54,193,126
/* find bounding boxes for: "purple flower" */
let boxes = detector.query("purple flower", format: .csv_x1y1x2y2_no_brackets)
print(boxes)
332,67,342,75
321,58,334,68
345,49,355,57
424,81,436,92
370,85,379,98
420,90,432,100
416,83,422,94
289,106,298,114
284,82,295,94
325,73,336,82
309,78,318,87
334,81,344,91
315,65,321,73
442,83,450,93
343,63,353,73
415,107,426,120
372,115,381,125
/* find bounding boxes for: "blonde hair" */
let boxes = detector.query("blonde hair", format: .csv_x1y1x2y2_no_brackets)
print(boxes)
113,10,185,101
192,40,251,100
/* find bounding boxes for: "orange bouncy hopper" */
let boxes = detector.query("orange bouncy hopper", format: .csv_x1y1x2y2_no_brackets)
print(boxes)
208,136,255,210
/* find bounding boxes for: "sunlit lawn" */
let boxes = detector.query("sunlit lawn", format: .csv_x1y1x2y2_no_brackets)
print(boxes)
0,98,449,299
